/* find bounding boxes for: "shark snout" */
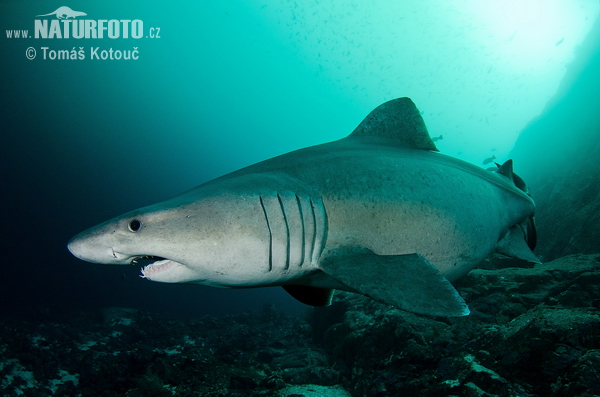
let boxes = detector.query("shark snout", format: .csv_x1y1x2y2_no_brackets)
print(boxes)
67,235,83,258
67,235,98,263
67,233,126,264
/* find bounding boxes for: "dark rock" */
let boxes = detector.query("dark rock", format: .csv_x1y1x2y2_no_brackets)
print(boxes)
0,307,346,396
259,374,286,390
462,382,497,397
256,347,282,363
229,375,258,389
282,366,340,386
455,254,600,322
560,350,600,396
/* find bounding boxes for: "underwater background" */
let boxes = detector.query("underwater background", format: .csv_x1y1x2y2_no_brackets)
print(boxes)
2,1,600,395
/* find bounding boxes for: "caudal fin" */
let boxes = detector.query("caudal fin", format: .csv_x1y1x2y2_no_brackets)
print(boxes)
492,160,538,260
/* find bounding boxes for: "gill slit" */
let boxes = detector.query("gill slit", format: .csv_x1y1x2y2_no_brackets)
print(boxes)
277,193,291,270
308,198,317,264
295,194,306,267
259,195,273,272
313,197,328,265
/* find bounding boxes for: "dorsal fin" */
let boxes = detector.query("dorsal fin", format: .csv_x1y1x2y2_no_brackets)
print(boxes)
496,160,515,182
495,160,530,195
349,97,438,151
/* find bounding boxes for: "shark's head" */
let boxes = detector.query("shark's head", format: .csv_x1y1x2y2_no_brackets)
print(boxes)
67,189,283,288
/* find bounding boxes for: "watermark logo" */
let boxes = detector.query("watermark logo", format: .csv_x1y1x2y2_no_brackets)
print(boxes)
36,6,87,19
25,47,36,60
34,7,144,39
5,6,161,61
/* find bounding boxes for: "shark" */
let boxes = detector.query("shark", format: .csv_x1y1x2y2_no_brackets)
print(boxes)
68,98,538,317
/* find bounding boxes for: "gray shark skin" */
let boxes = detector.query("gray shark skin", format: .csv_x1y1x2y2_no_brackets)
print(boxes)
68,98,538,317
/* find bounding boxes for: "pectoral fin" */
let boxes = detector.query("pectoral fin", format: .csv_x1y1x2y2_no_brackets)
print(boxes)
321,250,470,317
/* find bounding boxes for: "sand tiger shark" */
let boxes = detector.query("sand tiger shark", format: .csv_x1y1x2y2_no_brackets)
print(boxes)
68,98,538,317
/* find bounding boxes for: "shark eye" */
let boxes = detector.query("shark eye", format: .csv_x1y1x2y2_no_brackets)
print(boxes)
128,219,142,232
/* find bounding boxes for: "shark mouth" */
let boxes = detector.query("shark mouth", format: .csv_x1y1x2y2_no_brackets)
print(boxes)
140,259,179,279
130,256,176,279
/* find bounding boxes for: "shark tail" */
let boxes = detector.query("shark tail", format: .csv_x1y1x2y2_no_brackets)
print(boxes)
494,160,539,262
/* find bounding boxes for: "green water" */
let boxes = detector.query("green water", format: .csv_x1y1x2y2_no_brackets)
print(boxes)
1,0,598,317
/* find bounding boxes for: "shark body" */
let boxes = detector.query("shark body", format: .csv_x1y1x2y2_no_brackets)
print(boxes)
68,98,538,317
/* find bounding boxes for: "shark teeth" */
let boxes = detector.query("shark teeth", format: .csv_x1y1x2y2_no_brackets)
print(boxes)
140,259,177,279
130,255,164,265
